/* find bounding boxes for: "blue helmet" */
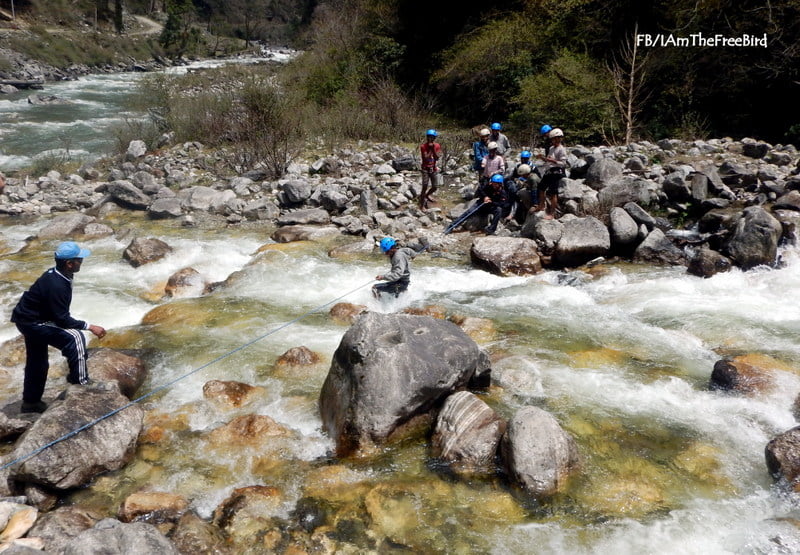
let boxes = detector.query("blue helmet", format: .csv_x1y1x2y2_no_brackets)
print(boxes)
490,174,505,184
426,128,438,137
379,237,397,253
490,122,502,131
520,150,532,159
540,124,553,135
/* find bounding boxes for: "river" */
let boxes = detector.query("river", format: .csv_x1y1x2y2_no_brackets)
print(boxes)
1,62,800,553
0,53,294,171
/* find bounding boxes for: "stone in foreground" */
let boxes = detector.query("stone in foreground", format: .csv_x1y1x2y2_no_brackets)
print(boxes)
320,313,490,457
500,406,579,497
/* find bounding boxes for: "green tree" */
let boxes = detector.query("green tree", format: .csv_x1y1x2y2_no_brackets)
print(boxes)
159,0,201,54
512,49,619,144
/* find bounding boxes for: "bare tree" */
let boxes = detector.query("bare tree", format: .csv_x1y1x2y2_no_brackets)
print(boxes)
608,23,650,145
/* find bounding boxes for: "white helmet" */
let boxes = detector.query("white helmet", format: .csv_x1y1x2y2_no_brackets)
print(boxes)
517,164,531,176
488,141,498,150
549,128,564,138
479,128,491,137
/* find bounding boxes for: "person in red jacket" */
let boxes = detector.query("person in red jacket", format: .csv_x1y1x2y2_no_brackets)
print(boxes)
419,129,442,209
11,241,106,413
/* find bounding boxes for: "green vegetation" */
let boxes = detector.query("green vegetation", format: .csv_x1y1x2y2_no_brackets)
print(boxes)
5,27,161,68
132,65,306,177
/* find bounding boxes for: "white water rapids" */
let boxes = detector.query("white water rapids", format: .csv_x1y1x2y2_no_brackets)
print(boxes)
1,215,799,553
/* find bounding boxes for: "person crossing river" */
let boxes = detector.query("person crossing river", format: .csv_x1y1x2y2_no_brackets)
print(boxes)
373,237,420,299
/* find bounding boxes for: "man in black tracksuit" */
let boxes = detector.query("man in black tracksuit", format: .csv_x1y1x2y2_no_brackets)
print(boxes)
11,241,106,413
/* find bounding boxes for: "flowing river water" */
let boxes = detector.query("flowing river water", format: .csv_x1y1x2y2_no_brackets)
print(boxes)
2,63,800,553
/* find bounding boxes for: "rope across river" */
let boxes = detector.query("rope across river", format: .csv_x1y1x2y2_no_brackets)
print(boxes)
0,278,377,471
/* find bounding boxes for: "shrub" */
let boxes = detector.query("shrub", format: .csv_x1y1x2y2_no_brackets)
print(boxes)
512,49,620,145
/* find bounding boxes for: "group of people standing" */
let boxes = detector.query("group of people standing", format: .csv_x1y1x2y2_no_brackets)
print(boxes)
418,123,568,235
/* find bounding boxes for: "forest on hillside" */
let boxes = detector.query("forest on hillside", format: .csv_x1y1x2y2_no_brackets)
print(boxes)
8,0,799,145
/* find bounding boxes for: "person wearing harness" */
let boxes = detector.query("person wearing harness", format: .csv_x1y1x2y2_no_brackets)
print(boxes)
11,241,106,413
419,129,442,209
373,237,418,298
536,127,567,219
475,173,513,235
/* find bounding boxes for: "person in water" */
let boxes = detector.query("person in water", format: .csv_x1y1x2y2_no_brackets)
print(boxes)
373,237,418,298
11,241,106,413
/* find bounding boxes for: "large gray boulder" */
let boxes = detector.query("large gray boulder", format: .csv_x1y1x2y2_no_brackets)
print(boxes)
662,172,691,202
125,140,148,161
28,506,102,554
469,237,542,276
584,158,623,189
609,207,639,246
723,206,782,270
319,189,350,213
765,426,800,489
431,391,506,471
276,208,331,226
62,518,178,555
108,180,151,210
500,407,579,497
633,228,686,265
37,214,96,239
774,190,800,212
319,313,491,457
123,237,173,267
598,177,660,208
181,186,226,212
553,216,610,267
271,225,340,243
282,180,313,204
687,248,732,278
521,216,563,252
147,198,183,219
9,387,143,490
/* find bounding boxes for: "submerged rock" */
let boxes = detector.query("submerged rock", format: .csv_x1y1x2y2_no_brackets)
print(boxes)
123,237,173,267
171,512,231,555
709,357,775,394
206,414,292,448
329,302,367,325
319,313,491,457
119,491,189,523
766,426,800,490
202,380,265,409
164,267,206,298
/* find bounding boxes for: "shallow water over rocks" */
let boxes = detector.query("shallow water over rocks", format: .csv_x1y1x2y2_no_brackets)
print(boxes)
1,212,799,552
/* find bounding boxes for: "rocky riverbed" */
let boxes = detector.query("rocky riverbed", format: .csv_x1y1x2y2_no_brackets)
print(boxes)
1,135,800,552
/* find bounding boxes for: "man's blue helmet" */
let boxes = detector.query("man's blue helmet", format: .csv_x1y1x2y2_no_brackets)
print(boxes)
490,174,505,184
379,237,397,253
520,150,532,159
426,129,438,137
491,122,502,131
540,124,553,135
